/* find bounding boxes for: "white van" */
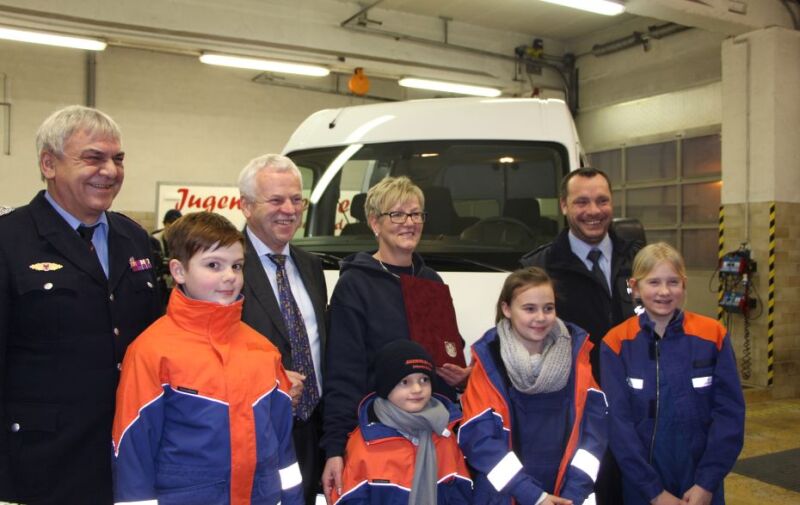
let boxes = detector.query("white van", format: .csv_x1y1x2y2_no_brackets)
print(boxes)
283,97,582,348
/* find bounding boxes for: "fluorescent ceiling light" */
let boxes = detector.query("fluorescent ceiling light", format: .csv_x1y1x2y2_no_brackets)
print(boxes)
199,54,329,77
0,26,106,51
398,78,501,98
540,0,625,16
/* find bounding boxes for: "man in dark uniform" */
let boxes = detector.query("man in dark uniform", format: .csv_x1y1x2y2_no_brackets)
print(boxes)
0,105,162,504
521,167,641,505
239,154,328,505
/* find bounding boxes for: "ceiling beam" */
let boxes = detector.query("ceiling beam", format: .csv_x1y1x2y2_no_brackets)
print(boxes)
625,0,796,35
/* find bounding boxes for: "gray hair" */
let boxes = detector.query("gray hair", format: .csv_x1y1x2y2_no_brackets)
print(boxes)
36,105,121,158
238,154,302,201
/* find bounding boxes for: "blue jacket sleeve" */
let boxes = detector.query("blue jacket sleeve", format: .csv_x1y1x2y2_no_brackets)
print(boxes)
458,409,545,505
559,388,609,504
112,347,165,503
321,287,369,459
694,334,745,493
272,362,305,505
600,341,664,501
459,359,546,505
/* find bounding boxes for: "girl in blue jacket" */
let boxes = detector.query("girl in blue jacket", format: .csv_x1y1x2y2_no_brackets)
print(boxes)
601,243,745,505
459,267,608,505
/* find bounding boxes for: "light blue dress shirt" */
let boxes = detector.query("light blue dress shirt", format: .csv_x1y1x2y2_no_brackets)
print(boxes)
568,230,612,293
246,227,322,395
45,191,110,277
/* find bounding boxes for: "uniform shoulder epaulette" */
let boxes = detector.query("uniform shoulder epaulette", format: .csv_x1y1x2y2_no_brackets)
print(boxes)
109,211,147,231
0,206,15,217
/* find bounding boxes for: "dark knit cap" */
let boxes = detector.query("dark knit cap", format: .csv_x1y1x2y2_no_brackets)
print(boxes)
374,340,435,399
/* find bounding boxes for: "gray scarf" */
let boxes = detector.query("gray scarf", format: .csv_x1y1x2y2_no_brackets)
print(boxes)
373,396,451,505
497,317,572,394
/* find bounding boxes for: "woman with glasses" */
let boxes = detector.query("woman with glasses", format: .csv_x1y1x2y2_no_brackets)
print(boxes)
320,176,471,501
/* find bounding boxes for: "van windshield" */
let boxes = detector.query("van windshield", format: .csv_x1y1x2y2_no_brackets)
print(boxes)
287,140,569,271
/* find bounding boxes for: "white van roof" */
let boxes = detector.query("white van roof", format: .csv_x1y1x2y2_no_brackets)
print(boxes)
283,97,581,169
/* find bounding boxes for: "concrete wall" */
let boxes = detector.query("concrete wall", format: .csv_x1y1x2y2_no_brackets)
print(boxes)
568,21,726,319
0,42,375,221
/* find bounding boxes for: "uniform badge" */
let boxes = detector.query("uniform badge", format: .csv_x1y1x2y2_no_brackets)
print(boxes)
129,257,153,272
445,341,458,358
30,262,64,271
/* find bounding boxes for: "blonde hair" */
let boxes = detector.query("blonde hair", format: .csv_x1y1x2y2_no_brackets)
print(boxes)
631,242,687,284
364,176,425,220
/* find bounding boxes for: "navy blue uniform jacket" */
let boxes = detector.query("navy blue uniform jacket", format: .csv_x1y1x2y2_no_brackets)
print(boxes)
0,191,162,504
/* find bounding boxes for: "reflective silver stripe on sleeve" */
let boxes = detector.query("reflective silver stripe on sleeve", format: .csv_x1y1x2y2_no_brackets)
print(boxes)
692,376,713,388
279,461,302,490
570,448,600,482
487,451,523,491
587,387,608,407
626,377,644,389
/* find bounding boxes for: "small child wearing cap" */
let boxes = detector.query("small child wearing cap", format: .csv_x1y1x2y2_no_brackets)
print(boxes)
330,339,472,505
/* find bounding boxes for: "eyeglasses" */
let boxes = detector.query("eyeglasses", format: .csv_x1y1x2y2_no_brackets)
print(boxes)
379,211,427,224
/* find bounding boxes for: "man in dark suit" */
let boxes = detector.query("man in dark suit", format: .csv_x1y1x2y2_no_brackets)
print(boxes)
0,105,162,504
521,167,641,505
239,154,327,505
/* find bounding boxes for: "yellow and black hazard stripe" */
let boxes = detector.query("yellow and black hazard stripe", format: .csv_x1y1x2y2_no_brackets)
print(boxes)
767,203,776,386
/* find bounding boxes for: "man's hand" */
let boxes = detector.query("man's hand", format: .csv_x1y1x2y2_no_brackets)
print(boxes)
285,370,306,408
436,363,473,389
322,456,344,504
651,490,682,505
682,485,712,505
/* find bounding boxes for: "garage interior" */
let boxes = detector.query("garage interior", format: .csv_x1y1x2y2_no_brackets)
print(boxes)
0,1,798,502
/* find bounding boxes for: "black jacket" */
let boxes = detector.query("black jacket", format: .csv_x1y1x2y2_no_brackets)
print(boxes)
320,251,453,459
240,232,328,375
520,229,640,382
0,191,162,504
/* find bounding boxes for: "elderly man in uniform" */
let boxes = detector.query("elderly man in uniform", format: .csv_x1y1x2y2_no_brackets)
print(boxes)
0,105,162,504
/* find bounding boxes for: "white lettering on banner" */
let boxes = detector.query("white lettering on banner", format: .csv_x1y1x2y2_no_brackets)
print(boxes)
487,451,523,491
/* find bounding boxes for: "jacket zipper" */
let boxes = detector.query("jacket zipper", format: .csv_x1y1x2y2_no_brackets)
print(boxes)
649,337,660,464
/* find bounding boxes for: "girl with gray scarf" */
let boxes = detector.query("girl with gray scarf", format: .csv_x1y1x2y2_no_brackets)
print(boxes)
329,340,472,505
459,267,609,505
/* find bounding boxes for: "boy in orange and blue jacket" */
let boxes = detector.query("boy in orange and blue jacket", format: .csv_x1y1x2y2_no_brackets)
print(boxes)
112,212,303,505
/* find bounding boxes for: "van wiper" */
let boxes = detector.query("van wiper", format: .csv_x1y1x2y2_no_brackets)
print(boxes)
421,255,509,273
310,252,344,268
